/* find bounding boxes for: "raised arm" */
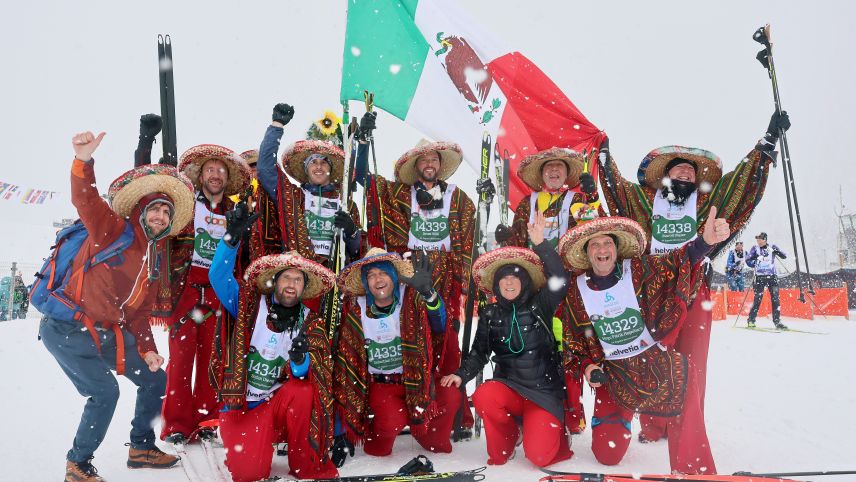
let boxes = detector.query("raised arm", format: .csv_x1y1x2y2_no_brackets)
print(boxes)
257,103,295,199
598,137,653,224
70,132,125,248
529,212,569,315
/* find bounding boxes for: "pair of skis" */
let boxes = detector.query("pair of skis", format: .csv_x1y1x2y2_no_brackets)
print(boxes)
157,34,178,166
540,466,856,481
455,133,509,440
170,424,229,482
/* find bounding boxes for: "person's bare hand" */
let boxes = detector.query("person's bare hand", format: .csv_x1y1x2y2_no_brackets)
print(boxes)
440,374,462,388
72,131,106,162
702,206,731,245
143,351,164,372
528,210,547,246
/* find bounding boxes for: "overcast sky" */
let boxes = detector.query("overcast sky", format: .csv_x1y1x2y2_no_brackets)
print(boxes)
2,0,854,277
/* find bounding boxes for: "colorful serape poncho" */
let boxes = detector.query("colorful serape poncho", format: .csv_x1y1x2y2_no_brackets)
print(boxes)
561,245,704,416
333,287,435,445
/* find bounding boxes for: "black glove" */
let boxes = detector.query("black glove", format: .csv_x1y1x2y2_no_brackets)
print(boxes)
494,224,512,243
288,333,309,365
272,103,295,126
599,136,609,154
400,251,436,299
475,178,496,202
766,111,791,139
139,114,162,139
579,172,597,196
224,201,259,248
589,368,607,384
330,434,355,468
357,111,377,141
334,210,358,238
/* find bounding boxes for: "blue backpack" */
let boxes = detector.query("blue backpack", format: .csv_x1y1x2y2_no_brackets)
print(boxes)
30,220,135,322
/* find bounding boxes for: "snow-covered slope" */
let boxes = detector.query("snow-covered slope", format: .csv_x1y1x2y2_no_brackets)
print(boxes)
2,315,853,481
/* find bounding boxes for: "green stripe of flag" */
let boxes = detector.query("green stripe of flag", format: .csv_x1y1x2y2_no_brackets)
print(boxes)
340,0,428,119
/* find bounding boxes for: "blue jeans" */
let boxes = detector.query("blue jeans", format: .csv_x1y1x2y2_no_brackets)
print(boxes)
727,272,745,292
39,317,166,463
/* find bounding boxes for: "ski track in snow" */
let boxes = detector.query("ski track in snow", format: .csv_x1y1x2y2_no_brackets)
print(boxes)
2,314,855,481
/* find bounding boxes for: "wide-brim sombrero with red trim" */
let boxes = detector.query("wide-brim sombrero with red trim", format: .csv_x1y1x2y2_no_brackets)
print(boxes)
558,216,647,271
472,246,547,296
108,164,195,236
240,149,259,166
244,251,336,299
178,144,252,197
394,140,463,186
338,247,414,297
517,147,586,192
637,145,722,191
281,140,345,185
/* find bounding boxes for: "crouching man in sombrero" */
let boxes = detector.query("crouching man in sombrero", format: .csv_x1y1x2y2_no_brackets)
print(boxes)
440,213,575,468
40,131,194,481
207,206,339,481
557,207,732,475
331,248,461,465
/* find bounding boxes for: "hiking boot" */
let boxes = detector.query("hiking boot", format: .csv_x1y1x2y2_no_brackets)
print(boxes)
65,459,104,482
775,322,788,330
164,432,187,445
746,320,756,328
127,445,180,469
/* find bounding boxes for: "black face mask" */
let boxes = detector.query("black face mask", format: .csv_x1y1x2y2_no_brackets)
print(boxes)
267,302,301,333
661,179,697,205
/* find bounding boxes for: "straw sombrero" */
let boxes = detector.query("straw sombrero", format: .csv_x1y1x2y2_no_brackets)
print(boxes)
107,164,195,235
244,251,335,299
557,217,647,271
337,247,414,297
472,247,547,296
636,145,722,191
178,144,252,197
516,148,586,192
394,140,463,186
239,149,259,167
281,140,345,185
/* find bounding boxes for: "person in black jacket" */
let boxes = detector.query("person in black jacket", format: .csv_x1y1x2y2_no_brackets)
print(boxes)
440,212,573,467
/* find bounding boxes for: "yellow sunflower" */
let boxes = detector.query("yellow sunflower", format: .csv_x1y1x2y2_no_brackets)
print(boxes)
315,110,341,136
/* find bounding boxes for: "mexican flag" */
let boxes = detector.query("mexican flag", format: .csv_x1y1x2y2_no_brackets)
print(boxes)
340,0,604,207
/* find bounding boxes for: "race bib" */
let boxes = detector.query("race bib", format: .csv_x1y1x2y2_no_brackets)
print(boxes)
367,336,403,372
303,191,340,256
591,308,644,346
651,215,696,245
649,191,698,255
411,216,450,243
191,200,227,269
246,345,287,393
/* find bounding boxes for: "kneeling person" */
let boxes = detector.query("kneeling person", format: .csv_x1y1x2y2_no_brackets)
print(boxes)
441,213,573,468
333,248,460,462
209,205,338,481
558,208,730,475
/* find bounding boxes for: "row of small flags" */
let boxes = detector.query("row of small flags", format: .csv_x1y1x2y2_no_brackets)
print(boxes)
0,181,58,205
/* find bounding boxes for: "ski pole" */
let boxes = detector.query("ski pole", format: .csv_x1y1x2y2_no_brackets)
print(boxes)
753,24,812,300
733,271,755,327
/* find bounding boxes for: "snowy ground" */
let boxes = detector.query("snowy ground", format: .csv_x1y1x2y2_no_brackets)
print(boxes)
2,314,854,481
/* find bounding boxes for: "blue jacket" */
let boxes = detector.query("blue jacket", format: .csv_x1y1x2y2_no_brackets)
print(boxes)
209,242,310,384
726,249,746,275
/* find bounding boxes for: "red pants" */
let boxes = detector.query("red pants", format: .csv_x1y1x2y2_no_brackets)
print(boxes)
364,378,460,456
595,359,716,474
565,373,586,434
472,381,573,467
160,286,220,439
640,283,712,446
219,379,337,482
